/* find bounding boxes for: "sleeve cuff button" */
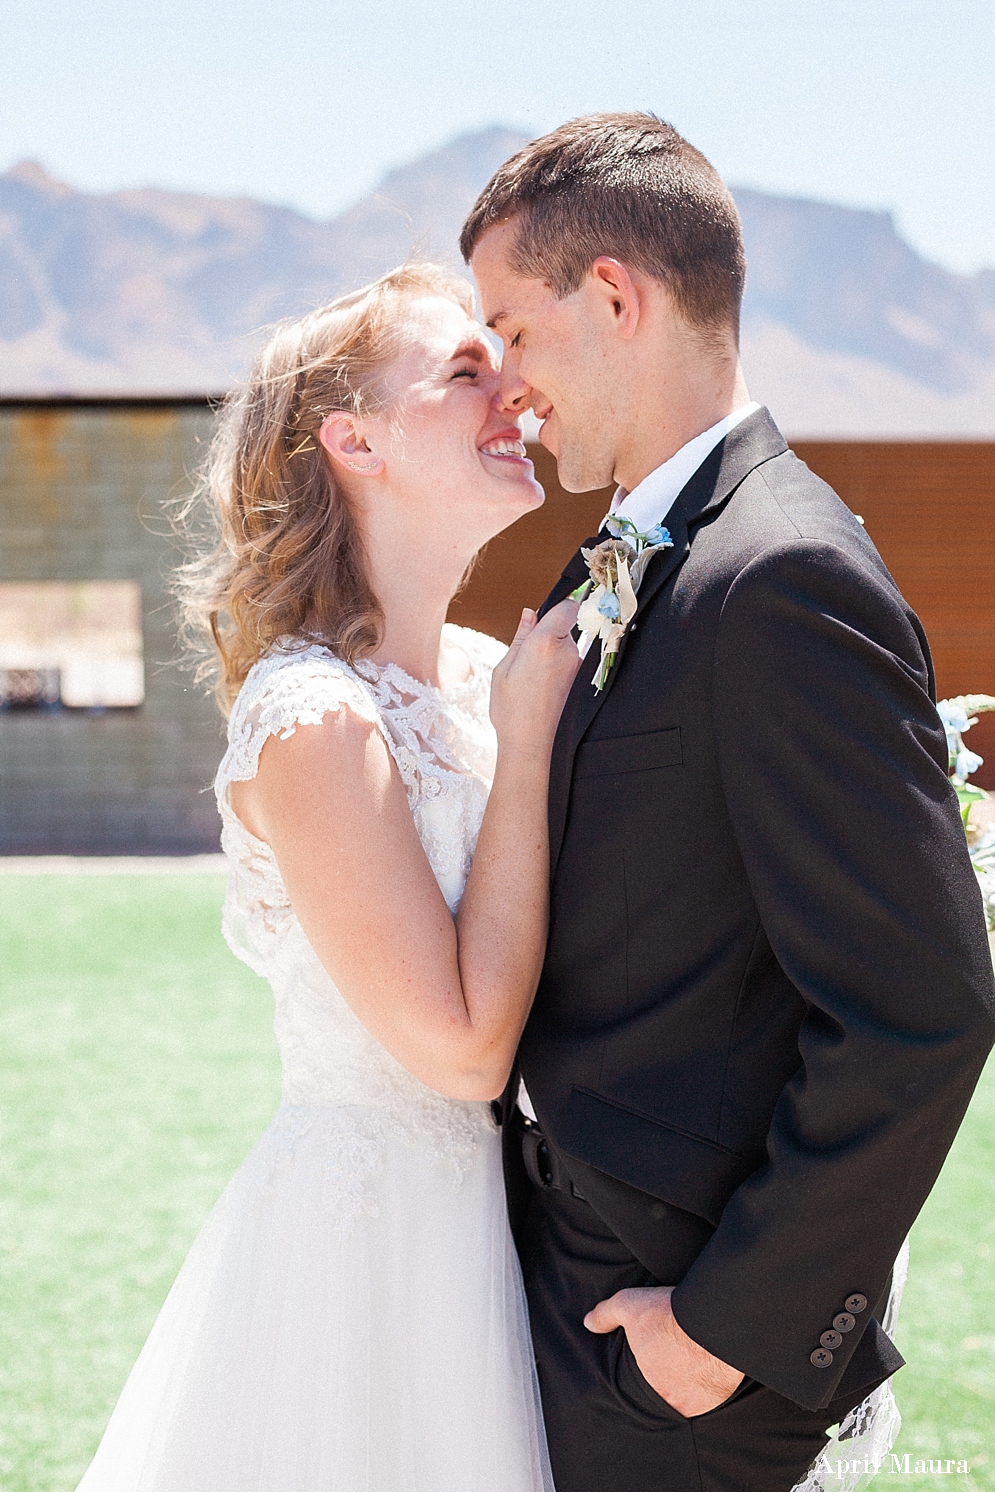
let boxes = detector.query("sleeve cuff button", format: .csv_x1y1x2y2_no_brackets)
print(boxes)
845,1294,868,1313
810,1348,834,1367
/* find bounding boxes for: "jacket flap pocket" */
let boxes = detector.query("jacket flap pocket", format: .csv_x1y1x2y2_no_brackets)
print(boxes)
557,1087,758,1227
575,727,682,779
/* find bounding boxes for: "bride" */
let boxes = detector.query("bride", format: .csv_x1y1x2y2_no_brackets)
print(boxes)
77,262,580,1491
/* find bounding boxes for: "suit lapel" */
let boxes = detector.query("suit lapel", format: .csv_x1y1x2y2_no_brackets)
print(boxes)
546,407,789,875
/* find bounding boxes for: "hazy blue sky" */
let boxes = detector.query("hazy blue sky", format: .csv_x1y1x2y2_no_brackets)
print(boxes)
1,0,993,273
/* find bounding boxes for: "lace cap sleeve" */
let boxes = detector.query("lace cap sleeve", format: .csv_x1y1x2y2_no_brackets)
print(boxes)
215,646,382,809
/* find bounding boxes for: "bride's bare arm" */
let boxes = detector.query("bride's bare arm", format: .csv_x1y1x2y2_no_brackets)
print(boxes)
231,602,580,1101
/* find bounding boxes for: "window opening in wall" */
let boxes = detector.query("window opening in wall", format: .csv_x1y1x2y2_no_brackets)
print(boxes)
0,581,145,711
0,667,61,709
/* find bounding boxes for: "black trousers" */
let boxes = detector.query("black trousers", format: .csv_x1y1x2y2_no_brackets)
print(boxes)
510,1122,889,1492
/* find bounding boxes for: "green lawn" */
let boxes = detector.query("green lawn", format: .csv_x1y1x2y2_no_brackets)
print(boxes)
0,875,992,1490
0,875,279,1492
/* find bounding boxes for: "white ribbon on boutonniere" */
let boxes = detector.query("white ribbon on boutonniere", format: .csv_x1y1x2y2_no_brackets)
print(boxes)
571,515,675,691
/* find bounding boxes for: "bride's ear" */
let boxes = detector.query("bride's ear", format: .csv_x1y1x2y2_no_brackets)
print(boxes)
318,412,385,477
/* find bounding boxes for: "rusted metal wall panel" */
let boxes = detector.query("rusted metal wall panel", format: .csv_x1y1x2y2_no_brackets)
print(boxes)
796,440,995,789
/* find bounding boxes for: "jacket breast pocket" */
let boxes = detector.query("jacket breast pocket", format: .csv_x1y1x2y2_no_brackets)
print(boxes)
575,727,683,779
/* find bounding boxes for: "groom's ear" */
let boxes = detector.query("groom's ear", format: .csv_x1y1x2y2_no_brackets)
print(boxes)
317,412,385,478
589,257,642,341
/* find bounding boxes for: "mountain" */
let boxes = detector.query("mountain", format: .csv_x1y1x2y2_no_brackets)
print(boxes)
735,190,995,435
1,131,993,436
0,131,529,397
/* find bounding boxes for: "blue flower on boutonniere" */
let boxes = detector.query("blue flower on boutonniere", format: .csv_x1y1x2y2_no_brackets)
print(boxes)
643,522,672,548
604,514,637,541
570,519,675,691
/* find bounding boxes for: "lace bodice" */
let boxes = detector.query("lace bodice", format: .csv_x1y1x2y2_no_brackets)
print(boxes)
214,624,507,1222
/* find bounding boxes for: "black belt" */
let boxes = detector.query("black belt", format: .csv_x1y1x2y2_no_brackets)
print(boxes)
517,1111,587,1201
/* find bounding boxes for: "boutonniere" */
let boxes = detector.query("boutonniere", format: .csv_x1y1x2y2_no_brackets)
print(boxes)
571,515,674,691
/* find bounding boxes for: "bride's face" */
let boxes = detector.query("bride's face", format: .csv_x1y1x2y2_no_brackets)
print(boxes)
359,296,545,551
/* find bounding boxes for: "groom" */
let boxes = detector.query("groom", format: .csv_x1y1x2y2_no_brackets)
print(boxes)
462,114,995,1491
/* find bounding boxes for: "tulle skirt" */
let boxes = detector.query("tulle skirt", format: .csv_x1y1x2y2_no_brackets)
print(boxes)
77,1104,554,1492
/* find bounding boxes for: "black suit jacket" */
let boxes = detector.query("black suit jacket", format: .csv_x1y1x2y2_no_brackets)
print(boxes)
519,408,995,1410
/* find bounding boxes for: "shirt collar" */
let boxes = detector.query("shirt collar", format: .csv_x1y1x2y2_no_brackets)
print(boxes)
605,403,761,537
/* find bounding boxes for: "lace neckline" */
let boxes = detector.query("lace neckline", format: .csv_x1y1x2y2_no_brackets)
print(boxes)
287,625,485,712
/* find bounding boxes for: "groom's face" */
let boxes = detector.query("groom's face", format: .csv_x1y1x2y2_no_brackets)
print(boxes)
471,221,623,494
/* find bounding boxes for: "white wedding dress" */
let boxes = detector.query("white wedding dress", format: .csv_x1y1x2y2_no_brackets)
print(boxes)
77,624,555,1492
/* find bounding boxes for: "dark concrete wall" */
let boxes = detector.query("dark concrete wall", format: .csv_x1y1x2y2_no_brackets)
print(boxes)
0,402,225,853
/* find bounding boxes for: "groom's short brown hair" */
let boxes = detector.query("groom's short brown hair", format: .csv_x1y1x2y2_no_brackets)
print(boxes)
460,112,746,339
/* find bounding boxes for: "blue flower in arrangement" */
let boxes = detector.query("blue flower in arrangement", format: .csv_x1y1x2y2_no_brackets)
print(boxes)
597,591,622,621
643,523,672,547
935,694,995,932
956,747,985,782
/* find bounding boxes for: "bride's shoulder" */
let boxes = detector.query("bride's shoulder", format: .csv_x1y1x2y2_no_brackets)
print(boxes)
230,641,381,740
218,642,386,800
442,623,508,679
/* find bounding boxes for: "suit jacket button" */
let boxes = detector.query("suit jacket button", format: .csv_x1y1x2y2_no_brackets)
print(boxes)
810,1348,834,1368
820,1330,843,1350
845,1294,868,1314
833,1312,856,1333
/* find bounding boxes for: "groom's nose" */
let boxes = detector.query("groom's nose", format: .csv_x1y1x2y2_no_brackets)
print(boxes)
497,359,533,415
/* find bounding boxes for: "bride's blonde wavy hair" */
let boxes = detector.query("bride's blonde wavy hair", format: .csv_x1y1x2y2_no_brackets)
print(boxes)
174,263,475,714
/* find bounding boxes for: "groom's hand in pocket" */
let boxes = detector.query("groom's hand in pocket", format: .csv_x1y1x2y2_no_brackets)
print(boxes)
584,1285,744,1416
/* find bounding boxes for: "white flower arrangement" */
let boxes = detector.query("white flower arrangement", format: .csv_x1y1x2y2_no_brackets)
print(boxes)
937,694,995,932
572,515,674,690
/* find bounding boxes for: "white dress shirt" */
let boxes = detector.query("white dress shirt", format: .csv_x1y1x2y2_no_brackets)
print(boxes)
516,403,760,1128
605,402,760,538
